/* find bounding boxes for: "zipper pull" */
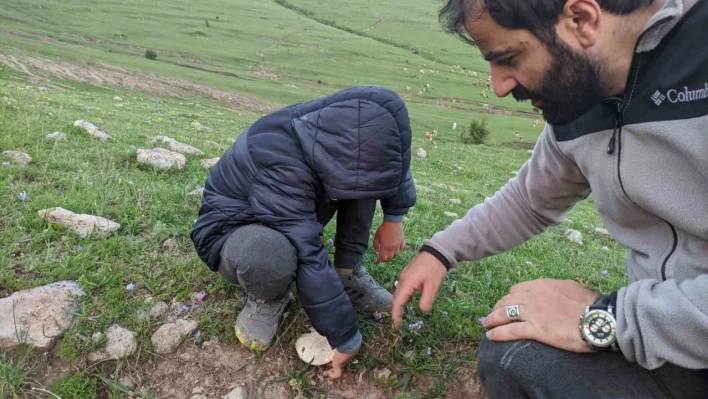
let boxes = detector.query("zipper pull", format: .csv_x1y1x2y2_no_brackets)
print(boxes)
607,103,622,155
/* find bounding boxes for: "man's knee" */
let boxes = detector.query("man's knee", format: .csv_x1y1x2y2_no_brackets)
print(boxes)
477,338,554,398
220,224,297,301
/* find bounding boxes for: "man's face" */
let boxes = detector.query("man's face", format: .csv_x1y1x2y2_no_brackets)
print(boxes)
466,10,608,125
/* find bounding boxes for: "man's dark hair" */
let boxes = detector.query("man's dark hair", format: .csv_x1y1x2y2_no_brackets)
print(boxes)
439,0,655,45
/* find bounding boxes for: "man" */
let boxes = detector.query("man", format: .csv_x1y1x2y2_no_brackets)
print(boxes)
392,0,708,397
192,86,415,378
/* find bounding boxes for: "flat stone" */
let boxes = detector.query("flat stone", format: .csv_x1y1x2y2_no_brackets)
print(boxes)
137,148,186,170
105,324,137,359
200,157,220,169
189,188,204,196
149,136,204,156
2,151,32,165
448,198,462,205
295,330,335,366
222,387,248,399
594,227,610,236
564,229,584,245
444,211,459,218
148,301,169,320
46,132,67,142
0,281,84,349
38,207,121,238
416,148,427,159
91,332,104,343
151,319,198,354
374,368,392,381
74,120,112,141
113,96,123,102
87,350,109,362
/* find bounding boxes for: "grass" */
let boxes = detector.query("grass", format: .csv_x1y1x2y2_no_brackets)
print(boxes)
0,0,629,397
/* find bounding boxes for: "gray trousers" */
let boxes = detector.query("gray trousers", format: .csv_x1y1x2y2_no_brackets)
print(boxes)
219,199,376,301
478,338,708,399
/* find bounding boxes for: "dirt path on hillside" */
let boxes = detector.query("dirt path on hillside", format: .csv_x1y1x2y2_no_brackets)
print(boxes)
0,54,271,114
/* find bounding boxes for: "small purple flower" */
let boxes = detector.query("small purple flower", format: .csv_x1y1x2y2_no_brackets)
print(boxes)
138,197,144,205
326,238,334,246
173,302,190,316
601,270,609,278
194,330,202,343
125,283,135,291
426,346,432,356
441,311,448,317
2,161,10,167
375,311,383,321
191,303,200,311
408,320,424,332
18,192,28,201
478,317,486,324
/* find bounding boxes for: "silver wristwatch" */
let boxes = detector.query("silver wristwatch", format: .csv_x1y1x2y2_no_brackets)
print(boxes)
579,296,619,351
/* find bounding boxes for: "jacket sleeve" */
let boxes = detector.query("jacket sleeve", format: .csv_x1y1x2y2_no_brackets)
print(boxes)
250,165,358,348
423,124,591,268
380,169,416,220
617,275,708,369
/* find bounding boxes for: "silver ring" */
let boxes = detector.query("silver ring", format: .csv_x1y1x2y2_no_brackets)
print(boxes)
506,305,521,322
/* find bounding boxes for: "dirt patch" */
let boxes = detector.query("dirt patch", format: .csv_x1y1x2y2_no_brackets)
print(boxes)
0,54,271,113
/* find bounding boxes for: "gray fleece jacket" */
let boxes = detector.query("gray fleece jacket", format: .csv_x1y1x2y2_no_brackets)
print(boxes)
423,0,708,370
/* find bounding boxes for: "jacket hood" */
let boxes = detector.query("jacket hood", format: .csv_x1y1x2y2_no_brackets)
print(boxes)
290,86,412,200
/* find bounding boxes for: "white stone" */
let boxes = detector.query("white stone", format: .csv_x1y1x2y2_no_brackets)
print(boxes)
113,96,123,102
0,281,84,349
374,368,392,381
295,330,335,366
200,157,220,169
38,207,121,238
190,395,207,399
448,198,462,205
416,148,427,159
74,120,112,141
148,301,169,320
564,229,584,245
444,211,459,218
2,151,32,165
594,227,610,236
46,132,67,142
137,148,186,170
149,136,204,156
151,319,198,354
189,188,204,196
87,351,109,362
105,324,137,359
602,246,610,251
222,387,248,399
91,332,104,343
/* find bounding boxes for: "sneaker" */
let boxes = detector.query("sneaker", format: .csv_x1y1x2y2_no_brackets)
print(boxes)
235,292,293,351
340,265,393,314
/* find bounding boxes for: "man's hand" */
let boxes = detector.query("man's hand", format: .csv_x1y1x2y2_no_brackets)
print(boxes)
392,251,447,329
325,345,361,379
482,279,600,352
373,221,405,263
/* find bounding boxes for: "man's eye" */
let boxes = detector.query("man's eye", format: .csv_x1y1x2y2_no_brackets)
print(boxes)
497,56,515,67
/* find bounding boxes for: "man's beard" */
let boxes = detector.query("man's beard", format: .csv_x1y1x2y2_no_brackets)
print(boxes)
512,38,608,126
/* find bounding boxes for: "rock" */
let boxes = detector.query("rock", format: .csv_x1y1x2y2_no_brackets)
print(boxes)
189,188,204,196
564,229,584,245
105,324,137,359
602,246,610,251
594,227,610,236
113,96,123,102
295,330,335,366
448,198,462,205
193,387,205,394
46,132,67,142
0,281,84,349
190,395,208,399
38,207,121,238
136,148,186,170
149,136,204,156
161,238,176,250
444,211,459,218
91,332,105,343
416,148,427,159
74,120,112,141
179,352,194,361
200,158,220,169
151,319,198,354
87,351,109,362
223,387,248,399
374,368,392,381
148,301,169,320
2,151,32,165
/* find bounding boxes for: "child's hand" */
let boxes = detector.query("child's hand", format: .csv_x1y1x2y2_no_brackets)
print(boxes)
374,221,405,263
324,345,361,379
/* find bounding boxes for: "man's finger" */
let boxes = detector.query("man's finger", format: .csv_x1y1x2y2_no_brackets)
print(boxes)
418,277,442,313
486,321,535,342
482,305,519,329
392,283,417,329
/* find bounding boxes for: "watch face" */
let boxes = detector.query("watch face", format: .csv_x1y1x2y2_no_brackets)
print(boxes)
581,309,617,348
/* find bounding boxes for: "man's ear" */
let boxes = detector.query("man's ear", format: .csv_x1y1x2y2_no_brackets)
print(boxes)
556,0,601,49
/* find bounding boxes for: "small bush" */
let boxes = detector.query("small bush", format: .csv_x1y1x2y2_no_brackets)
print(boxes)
145,49,157,60
51,372,97,399
461,118,490,145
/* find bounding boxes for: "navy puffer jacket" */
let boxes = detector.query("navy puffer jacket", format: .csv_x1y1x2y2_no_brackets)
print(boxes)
191,86,416,348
